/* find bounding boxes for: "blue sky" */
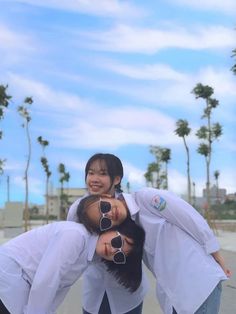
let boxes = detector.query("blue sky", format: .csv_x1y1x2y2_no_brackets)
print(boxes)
0,0,236,206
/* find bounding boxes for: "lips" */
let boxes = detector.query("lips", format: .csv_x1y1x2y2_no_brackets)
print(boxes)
113,206,119,221
104,244,108,256
89,185,102,192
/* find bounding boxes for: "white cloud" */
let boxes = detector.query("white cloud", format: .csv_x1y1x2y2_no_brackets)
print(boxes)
77,24,236,53
8,73,90,113
123,162,146,188
170,0,236,15
9,0,143,18
13,175,43,196
0,24,36,65
96,59,186,81
48,106,179,149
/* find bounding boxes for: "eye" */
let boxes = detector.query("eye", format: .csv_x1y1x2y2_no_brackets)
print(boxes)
100,170,108,176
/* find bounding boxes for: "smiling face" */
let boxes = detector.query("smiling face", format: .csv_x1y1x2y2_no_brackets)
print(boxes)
96,230,134,262
86,159,121,196
86,197,128,230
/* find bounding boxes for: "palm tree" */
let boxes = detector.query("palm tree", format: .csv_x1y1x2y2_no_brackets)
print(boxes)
144,162,160,188
58,163,70,220
214,170,220,204
232,48,236,75
192,83,222,212
18,97,33,231
160,148,171,189
37,136,51,223
150,145,168,188
175,119,192,203
0,84,11,174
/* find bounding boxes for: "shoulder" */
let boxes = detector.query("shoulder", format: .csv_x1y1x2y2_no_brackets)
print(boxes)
67,195,88,221
54,221,88,238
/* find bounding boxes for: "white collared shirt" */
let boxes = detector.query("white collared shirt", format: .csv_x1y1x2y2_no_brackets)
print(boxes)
133,187,227,314
67,192,149,314
0,221,97,314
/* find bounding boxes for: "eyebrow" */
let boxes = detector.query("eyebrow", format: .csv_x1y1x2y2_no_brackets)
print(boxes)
124,237,134,246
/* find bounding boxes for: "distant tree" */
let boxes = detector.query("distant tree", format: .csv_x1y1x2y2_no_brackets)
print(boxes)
126,181,130,193
160,148,171,189
149,145,171,189
192,181,196,208
37,136,51,223
0,84,12,174
175,119,192,203
231,48,236,75
58,163,70,220
192,83,222,213
18,97,33,231
214,170,220,204
144,162,160,188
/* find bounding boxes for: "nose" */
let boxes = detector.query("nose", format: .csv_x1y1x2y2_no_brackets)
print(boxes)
106,243,117,255
90,174,100,182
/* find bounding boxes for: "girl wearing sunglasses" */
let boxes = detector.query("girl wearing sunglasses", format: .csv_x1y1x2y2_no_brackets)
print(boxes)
77,189,231,314
67,153,148,314
0,218,145,314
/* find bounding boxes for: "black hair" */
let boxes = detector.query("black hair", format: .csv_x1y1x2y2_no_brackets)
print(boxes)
77,194,131,234
103,218,145,293
85,153,124,193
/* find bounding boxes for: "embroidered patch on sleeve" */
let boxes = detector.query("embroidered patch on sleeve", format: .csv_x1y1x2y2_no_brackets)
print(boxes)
151,195,166,211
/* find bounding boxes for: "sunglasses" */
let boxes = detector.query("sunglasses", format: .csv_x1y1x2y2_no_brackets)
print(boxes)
111,232,126,264
99,200,112,231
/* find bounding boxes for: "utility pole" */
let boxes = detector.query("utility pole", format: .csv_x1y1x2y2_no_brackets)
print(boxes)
7,175,10,202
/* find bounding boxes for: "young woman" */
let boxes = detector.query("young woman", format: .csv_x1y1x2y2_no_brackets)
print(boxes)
67,153,148,314
0,219,145,314
76,189,231,314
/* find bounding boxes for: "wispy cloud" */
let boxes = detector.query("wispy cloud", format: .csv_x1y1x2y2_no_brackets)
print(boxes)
76,24,236,53
95,59,186,81
0,24,36,65
170,0,236,15
8,73,91,113
9,0,144,18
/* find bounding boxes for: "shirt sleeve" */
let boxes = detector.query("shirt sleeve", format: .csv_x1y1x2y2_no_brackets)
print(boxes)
134,187,220,254
25,229,85,314
67,198,82,222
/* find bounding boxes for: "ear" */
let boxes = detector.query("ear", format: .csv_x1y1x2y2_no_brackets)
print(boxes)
114,176,121,186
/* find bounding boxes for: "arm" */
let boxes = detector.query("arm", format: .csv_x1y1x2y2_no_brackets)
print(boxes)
211,251,232,277
25,230,85,314
134,187,219,254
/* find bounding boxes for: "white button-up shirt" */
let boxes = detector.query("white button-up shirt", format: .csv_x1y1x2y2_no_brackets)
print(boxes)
67,193,149,314
133,187,227,314
0,221,97,314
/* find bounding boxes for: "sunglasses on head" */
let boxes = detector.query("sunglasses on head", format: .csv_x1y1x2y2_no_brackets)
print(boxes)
99,199,112,231
111,231,126,264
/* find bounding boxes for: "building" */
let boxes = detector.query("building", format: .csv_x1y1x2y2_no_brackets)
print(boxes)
203,184,227,204
46,187,87,218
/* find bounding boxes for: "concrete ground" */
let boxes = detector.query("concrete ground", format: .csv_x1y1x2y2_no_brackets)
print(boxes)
58,249,236,314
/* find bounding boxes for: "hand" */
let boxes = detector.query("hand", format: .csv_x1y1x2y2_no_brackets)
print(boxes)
211,251,232,278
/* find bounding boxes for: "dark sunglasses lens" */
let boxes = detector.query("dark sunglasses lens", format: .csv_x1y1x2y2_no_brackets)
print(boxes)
113,251,125,264
100,217,112,230
111,235,122,249
100,201,111,214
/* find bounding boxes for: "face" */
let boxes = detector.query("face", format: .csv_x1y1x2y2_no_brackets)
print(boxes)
86,159,120,196
86,197,128,230
96,230,134,263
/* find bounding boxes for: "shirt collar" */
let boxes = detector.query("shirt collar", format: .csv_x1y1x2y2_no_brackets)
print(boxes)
87,234,99,261
122,193,139,216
